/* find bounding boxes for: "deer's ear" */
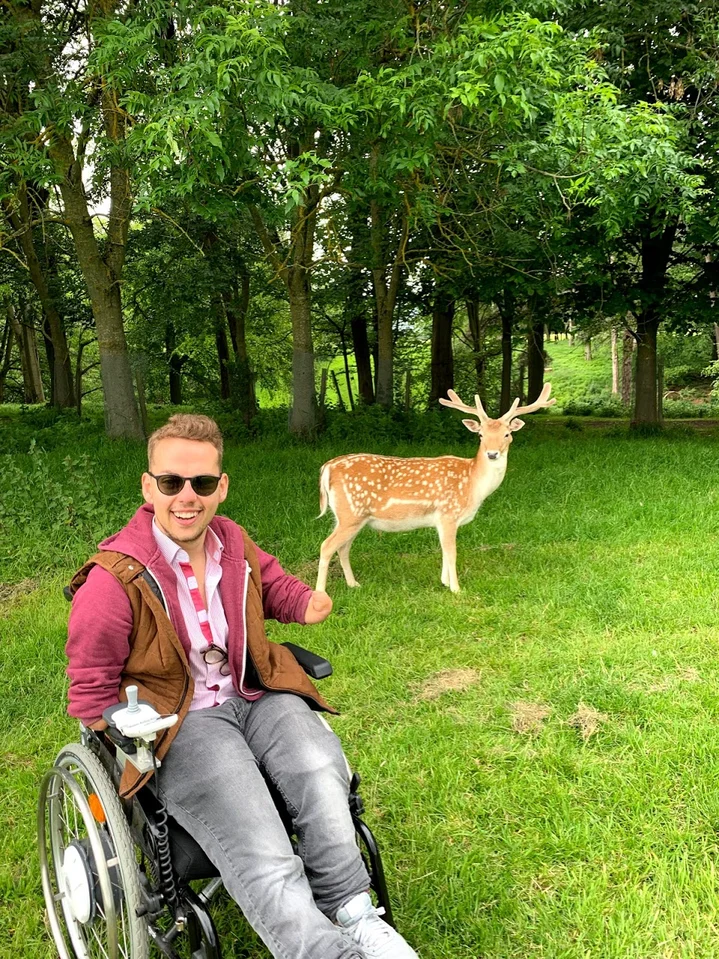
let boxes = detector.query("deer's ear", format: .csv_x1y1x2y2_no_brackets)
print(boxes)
462,418,481,433
509,418,525,432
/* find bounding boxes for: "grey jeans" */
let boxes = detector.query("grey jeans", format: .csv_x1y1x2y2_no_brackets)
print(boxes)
157,692,370,959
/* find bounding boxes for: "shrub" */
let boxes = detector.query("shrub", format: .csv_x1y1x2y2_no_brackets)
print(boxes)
561,393,625,417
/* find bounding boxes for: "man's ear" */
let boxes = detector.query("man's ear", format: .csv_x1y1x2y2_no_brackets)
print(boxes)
462,418,481,433
141,472,154,503
509,418,525,432
218,473,229,503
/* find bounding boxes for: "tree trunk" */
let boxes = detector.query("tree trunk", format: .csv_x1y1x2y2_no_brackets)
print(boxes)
611,326,619,394
134,362,150,436
429,291,455,406
633,313,660,424
95,293,143,438
223,277,257,424
287,269,317,434
713,323,719,363
584,338,592,361
621,328,634,406
349,310,374,405
340,335,355,410
371,303,379,398
498,290,515,414
48,135,142,439
369,154,407,408
466,298,487,406
331,369,346,411
8,303,44,403
75,336,86,418
631,219,677,427
345,211,374,405
213,297,232,401
249,188,318,435
2,190,75,408
41,311,56,401
0,316,14,403
527,320,545,404
165,321,183,405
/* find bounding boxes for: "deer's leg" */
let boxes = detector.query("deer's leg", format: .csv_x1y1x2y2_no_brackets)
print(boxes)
436,518,460,592
337,533,360,588
317,522,364,591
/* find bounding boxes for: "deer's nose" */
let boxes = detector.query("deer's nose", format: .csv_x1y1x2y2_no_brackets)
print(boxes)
487,451,500,460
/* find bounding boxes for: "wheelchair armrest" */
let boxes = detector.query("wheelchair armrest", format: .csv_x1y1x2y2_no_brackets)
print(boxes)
281,642,333,680
102,700,153,754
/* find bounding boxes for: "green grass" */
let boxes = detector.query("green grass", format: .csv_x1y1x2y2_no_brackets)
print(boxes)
544,336,613,404
4,420,719,958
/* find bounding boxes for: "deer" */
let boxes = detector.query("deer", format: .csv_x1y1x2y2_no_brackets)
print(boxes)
315,383,555,593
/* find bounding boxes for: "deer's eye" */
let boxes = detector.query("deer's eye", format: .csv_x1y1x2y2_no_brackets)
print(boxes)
505,433,510,438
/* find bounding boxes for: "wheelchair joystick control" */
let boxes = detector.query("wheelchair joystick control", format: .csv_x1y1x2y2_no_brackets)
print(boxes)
125,685,140,713
102,691,179,775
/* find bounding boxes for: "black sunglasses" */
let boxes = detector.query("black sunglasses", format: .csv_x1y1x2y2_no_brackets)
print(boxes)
148,472,222,497
202,643,231,676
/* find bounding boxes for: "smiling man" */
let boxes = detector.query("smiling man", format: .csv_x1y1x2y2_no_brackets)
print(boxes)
65,414,419,959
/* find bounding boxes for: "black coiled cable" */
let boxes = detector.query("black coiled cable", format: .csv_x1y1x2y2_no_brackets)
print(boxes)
152,756,180,916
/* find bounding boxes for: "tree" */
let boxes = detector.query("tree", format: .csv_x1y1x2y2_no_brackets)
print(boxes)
2,0,142,437
557,0,716,425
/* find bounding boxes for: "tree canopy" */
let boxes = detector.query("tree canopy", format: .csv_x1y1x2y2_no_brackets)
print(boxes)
2,0,717,433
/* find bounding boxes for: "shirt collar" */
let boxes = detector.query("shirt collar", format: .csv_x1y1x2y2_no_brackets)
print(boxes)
152,518,224,566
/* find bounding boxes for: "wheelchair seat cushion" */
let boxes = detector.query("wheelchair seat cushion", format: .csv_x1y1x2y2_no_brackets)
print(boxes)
168,817,220,882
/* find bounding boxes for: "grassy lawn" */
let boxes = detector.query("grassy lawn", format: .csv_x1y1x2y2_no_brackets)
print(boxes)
544,336,613,401
4,417,719,958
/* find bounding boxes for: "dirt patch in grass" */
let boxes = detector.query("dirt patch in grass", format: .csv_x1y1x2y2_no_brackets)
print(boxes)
416,668,481,701
648,666,701,692
291,560,320,582
567,703,608,740
510,701,551,735
0,578,39,609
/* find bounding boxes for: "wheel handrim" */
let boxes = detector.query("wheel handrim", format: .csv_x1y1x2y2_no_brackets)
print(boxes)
39,762,126,959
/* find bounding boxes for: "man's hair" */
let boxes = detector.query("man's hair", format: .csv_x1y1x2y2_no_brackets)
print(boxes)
148,414,224,470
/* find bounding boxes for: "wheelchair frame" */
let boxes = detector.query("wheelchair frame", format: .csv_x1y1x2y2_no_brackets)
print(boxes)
39,665,393,959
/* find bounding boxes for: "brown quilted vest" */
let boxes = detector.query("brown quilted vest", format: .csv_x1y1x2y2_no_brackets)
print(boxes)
69,533,334,798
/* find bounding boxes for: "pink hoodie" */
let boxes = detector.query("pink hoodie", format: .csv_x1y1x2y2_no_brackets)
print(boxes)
66,504,313,723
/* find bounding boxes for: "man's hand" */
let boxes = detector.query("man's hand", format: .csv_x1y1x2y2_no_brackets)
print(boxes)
304,590,333,625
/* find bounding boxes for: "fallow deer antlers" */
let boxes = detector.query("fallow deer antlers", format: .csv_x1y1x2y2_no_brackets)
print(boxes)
439,383,555,422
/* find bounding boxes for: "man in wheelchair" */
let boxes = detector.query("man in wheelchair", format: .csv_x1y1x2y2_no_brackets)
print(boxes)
56,413,419,959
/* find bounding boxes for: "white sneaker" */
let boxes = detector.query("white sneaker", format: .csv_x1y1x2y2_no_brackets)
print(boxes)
336,892,419,959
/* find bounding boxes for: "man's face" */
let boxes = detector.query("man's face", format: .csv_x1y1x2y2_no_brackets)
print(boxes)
141,438,228,547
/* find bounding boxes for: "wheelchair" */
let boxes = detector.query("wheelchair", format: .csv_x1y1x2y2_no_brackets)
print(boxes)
38,642,393,959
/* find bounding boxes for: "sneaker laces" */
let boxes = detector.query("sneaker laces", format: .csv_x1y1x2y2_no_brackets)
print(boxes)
349,905,397,958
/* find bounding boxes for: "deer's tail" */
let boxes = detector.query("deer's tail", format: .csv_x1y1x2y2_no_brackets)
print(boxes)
317,463,331,518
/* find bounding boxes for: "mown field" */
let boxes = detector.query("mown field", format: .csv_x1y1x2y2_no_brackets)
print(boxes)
3,410,719,958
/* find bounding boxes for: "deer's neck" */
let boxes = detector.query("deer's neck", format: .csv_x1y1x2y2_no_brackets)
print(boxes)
469,448,508,503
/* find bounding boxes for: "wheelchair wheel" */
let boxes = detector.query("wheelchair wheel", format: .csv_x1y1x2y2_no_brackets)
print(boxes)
38,742,148,959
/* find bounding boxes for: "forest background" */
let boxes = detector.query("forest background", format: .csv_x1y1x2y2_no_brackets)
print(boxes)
3,0,719,435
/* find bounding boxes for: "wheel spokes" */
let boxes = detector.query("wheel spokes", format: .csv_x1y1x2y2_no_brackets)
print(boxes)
39,766,119,959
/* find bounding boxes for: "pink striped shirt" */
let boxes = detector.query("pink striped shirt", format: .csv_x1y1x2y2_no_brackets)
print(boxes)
152,520,262,710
